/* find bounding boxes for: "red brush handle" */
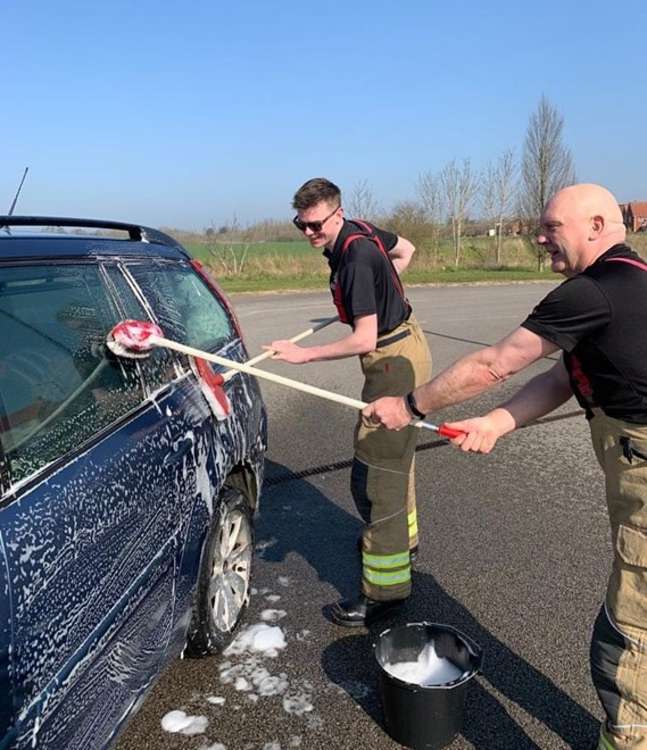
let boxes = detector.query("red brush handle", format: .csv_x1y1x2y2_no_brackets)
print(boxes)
437,424,465,439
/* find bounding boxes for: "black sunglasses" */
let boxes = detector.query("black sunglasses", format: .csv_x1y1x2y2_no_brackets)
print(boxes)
292,205,339,233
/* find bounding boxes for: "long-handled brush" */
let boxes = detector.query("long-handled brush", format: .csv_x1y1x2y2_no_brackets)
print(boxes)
222,315,339,380
106,319,464,439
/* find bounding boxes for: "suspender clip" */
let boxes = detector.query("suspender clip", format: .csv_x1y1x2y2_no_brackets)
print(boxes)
620,436,647,464
620,436,633,463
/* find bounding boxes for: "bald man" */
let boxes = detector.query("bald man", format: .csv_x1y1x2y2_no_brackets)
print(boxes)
364,184,647,750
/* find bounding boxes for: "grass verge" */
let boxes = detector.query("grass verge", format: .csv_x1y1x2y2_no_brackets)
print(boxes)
219,267,557,294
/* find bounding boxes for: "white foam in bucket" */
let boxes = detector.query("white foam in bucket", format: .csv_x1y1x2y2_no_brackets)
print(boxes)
383,640,468,686
374,622,482,750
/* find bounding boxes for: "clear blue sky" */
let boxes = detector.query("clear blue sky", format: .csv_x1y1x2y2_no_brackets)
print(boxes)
3,0,646,230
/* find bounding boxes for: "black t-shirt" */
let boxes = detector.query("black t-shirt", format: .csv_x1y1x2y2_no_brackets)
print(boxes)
323,219,410,335
521,244,647,423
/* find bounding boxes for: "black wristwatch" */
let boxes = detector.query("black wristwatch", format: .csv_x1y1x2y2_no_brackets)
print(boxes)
405,391,425,420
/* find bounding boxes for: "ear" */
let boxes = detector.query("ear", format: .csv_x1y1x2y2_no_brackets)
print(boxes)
590,214,604,239
338,207,345,219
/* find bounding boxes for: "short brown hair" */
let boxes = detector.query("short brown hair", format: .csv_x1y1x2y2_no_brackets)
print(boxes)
292,178,341,211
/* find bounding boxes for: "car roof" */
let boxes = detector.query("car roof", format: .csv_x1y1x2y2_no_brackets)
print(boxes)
0,216,191,261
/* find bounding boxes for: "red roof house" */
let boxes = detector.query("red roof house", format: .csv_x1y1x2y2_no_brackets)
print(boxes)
622,202,647,232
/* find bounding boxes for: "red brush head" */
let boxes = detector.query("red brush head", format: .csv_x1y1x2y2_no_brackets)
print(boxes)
107,319,164,357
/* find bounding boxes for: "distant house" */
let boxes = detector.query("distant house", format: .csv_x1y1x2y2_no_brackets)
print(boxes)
620,202,647,232
507,218,535,236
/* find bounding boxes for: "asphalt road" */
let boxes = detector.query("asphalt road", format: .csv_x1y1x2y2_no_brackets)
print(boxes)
117,283,608,750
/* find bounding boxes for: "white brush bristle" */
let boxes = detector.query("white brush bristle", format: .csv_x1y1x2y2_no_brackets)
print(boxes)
106,337,150,359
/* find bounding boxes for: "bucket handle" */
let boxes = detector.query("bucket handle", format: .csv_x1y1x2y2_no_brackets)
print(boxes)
429,622,484,675
456,628,484,675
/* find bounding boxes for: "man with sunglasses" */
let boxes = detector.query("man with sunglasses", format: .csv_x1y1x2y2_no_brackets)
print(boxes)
265,177,432,627
364,183,647,750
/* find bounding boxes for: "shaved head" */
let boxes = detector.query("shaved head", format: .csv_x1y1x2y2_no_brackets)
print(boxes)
539,183,627,275
547,183,624,227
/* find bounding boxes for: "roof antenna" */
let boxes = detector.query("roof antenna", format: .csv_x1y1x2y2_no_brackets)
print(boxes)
8,166,29,216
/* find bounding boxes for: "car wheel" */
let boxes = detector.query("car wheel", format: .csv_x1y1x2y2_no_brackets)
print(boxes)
185,487,254,657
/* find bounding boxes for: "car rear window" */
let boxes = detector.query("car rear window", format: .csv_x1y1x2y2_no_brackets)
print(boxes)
0,264,145,485
125,263,235,351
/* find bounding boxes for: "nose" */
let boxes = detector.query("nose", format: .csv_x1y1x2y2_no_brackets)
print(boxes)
536,232,548,245
304,226,315,237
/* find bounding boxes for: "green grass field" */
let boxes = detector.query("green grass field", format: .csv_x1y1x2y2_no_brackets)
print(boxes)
185,240,311,262
182,233,647,293
218,267,558,293
187,237,543,269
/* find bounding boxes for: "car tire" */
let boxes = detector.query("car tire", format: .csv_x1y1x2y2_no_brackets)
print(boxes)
185,487,254,657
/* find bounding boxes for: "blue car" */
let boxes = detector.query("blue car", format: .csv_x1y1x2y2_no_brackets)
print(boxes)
0,217,267,749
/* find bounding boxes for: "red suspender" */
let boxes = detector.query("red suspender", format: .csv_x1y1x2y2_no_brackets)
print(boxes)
345,220,406,298
605,257,647,271
333,220,408,323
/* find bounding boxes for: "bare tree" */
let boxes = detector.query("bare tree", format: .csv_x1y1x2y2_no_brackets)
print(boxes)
481,149,517,265
417,170,443,264
346,179,379,221
206,214,250,275
384,200,427,252
441,159,479,267
520,95,576,268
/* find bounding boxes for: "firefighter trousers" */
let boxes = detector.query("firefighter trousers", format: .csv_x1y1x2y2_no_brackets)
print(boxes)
351,315,432,601
589,412,647,750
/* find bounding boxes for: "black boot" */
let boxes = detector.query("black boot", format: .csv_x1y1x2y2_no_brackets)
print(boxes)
330,594,406,628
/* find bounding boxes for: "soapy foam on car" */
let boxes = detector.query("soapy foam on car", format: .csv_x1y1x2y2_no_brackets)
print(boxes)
383,641,466,686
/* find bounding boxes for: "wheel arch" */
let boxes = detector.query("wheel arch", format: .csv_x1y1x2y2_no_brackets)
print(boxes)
223,460,261,514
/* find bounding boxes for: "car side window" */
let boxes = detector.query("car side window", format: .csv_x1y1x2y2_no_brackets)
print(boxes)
103,265,178,392
0,264,145,484
125,262,235,352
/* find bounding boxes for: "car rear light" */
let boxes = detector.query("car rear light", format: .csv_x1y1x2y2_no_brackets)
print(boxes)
190,259,245,344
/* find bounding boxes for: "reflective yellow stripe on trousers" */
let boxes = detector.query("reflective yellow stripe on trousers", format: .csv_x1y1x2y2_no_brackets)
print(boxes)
362,551,411,586
408,509,418,542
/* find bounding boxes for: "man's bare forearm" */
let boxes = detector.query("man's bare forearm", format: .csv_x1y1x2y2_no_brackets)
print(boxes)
412,328,559,415
496,363,573,429
267,314,377,364
437,362,573,455
413,348,507,413
304,333,375,361
363,326,558,431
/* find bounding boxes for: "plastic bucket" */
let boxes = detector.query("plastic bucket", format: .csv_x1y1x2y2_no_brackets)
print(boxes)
374,622,482,750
